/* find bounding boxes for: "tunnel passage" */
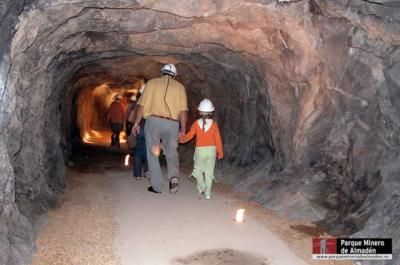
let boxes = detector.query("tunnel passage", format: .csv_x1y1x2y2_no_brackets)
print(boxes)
74,73,144,146
62,53,275,167
1,0,400,264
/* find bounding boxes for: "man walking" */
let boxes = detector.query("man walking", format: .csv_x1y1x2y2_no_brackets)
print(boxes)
132,64,188,194
107,94,125,148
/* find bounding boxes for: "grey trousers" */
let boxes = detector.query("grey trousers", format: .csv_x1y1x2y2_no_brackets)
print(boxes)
144,116,179,192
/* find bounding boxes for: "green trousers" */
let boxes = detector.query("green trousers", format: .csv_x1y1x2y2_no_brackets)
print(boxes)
192,146,216,198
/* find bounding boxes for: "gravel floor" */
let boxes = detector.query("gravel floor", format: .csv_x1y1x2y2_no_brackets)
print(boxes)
213,184,354,265
31,146,353,265
31,166,120,265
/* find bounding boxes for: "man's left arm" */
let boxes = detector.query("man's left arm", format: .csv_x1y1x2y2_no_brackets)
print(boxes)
178,87,188,137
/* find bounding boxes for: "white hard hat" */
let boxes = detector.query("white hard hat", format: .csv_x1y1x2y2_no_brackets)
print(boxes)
198,98,215,112
161,63,177,77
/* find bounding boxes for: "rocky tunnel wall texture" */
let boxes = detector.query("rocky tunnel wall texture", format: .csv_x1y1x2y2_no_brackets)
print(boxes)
1,0,400,264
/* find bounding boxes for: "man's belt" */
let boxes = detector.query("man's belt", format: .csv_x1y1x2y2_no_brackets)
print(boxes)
150,114,178,122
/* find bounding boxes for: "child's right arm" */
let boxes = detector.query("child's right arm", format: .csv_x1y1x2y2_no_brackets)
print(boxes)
179,122,196,143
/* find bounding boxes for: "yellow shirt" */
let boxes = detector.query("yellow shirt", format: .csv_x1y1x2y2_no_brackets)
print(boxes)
138,76,188,120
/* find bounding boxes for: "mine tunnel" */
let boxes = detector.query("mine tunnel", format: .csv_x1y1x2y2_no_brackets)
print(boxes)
0,0,399,264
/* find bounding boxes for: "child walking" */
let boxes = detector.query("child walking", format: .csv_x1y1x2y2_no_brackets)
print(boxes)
179,99,224,199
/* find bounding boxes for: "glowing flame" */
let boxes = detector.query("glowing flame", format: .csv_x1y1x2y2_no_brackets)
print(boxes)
82,132,93,144
235,209,245,223
82,135,89,143
91,130,101,137
124,154,130,166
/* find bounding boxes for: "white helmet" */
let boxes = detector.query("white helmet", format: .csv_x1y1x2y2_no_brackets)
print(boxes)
198,98,215,112
161,63,177,77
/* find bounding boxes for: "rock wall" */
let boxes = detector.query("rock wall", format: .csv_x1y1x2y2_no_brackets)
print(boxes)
0,0,399,264
242,2,400,264
0,1,35,264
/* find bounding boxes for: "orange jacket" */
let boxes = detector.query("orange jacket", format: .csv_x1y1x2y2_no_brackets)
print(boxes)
107,100,125,124
179,120,224,159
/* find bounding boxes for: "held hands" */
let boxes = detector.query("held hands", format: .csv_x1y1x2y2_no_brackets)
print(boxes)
178,134,186,143
178,128,186,143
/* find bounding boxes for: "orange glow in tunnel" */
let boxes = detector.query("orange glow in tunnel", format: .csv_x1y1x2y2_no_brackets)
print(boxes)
76,79,145,147
82,129,127,146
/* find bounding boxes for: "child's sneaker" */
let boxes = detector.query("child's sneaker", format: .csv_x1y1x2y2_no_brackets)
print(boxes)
187,174,195,183
205,195,211,200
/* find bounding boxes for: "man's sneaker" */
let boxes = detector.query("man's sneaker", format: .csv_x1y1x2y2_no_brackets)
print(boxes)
147,186,161,193
169,177,179,194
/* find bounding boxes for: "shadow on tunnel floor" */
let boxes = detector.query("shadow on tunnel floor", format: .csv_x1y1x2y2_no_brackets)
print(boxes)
171,249,269,265
68,143,131,173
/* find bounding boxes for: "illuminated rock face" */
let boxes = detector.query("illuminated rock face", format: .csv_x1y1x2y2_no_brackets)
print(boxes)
0,0,399,263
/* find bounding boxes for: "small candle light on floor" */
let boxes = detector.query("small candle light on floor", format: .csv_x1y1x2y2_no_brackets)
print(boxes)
235,209,245,223
124,154,129,166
